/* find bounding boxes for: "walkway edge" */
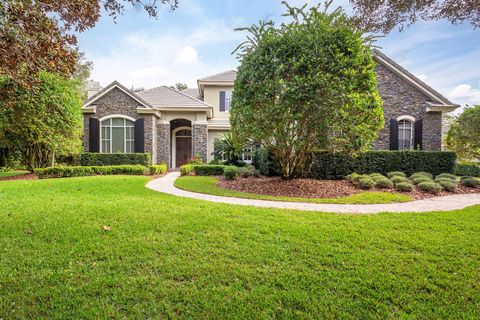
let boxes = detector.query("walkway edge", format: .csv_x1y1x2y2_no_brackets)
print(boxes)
146,172,480,214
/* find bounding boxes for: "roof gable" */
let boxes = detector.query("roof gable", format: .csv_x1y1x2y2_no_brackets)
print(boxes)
198,70,237,82
82,81,153,109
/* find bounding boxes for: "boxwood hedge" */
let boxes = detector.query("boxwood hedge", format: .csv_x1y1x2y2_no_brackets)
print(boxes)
35,165,147,179
455,163,480,177
79,153,151,166
307,151,456,180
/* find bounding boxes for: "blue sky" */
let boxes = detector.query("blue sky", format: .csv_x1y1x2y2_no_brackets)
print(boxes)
77,0,480,111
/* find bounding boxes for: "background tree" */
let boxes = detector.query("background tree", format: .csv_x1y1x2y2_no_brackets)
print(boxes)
0,0,179,86
446,105,480,162
0,72,82,170
73,50,93,102
230,2,384,178
350,0,480,33
171,83,188,91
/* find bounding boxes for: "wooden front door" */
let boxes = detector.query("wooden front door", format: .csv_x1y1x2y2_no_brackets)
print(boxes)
176,136,191,167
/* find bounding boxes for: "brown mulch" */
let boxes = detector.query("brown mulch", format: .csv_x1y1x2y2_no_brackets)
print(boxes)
0,173,37,181
218,176,480,200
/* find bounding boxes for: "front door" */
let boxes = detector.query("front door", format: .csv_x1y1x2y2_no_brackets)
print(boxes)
175,132,192,167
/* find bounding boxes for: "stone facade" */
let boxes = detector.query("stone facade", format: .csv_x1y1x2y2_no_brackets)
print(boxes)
157,122,171,166
82,88,156,157
374,63,443,150
192,122,208,161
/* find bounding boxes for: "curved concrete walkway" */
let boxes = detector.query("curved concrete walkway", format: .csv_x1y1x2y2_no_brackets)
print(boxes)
146,172,480,214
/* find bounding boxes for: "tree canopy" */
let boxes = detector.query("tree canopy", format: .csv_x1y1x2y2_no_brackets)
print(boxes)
350,0,480,33
0,72,83,170
0,0,178,86
230,2,384,178
446,105,480,162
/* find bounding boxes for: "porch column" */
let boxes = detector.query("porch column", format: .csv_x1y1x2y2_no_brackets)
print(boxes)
157,121,171,166
192,121,208,162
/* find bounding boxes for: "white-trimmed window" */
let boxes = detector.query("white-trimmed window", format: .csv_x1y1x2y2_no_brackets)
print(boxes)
241,147,252,164
101,118,135,153
398,119,413,150
225,91,232,112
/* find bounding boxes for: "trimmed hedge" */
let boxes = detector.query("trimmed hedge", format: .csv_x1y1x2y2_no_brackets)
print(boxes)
455,163,480,177
193,165,228,176
180,164,194,176
223,166,238,180
79,153,151,166
149,164,167,175
308,151,456,179
35,165,147,179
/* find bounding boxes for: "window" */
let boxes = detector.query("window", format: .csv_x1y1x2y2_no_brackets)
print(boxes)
241,147,252,164
224,91,232,112
100,118,135,153
398,119,413,150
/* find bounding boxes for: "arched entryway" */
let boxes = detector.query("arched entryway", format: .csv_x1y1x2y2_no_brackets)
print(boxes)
170,119,192,168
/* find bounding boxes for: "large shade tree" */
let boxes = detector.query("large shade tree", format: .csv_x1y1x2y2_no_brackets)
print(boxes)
0,0,178,86
446,105,480,161
230,2,384,178
350,0,480,33
0,72,83,170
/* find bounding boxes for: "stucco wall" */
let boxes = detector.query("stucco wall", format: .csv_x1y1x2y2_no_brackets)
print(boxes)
374,63,443,150
203,86,233,119
207,130,228,162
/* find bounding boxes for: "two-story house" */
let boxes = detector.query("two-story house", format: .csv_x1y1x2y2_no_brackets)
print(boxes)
81,50,459,168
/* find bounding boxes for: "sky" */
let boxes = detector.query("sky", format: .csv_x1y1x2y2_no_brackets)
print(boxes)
77,0,480,112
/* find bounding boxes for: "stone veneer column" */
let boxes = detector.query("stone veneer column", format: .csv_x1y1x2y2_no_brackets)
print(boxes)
192,121,208,162
157,121,171,166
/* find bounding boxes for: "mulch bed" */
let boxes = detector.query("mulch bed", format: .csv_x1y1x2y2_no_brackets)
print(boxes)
218,176,480,200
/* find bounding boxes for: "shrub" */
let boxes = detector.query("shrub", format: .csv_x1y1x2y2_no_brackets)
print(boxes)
187,154,204,165
390,176,409,185
34,165,147,179
395,182,415,192
357,177,375,190
412,177,434,185
194,165,227,176
461,177,480,188
346,172,362,183
149,164,167,176
437,180,457,192
455,163,480,177
387,171,406,178
238,165,256,178
180,164,194,176
435,173,457,181
374,177,393,188
252,147,271,176
410,172,433,180
79,153,150,166
223,166,238,180
369,173,386,181
418,182,443,194
307,151,456,179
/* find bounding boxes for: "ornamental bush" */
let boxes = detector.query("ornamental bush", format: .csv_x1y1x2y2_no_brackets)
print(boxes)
149,164,167,176
395,182,415,192
387,171,406,178
412,177,434,185
79,153,151,166
418,182,443,194
358,177,375,190
180,164,194,176
223,166,238,180
35,165,147,179
390,176,409,185
437,180,457,192
369,173,386,181
410,172,434,180
193,165,227,176
435,173,457,181
455,163,480,177
461,177,480,188
374,177,393,189
308,151,456,180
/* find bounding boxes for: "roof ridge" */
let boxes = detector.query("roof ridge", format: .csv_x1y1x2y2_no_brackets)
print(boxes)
198,69,237,81
161,86,211,106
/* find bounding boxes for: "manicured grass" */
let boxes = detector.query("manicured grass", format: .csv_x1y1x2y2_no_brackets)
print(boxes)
0,170,29,179
174,175,413,204
0,176,479,318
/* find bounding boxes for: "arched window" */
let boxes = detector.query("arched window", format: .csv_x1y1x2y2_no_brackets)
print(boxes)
398,119,413,150
100,117,135,153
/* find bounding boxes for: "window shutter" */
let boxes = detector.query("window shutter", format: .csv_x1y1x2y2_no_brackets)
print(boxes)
389,118,399,150
219,91,226,112
134,118,145,153
89,118,100,152
414,119,423,150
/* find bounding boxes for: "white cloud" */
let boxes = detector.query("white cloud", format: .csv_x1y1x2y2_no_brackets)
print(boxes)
175,46,198,64
448,84,480,106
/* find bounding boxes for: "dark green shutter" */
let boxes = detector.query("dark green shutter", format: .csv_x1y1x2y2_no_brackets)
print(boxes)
134,118,145,153
89,118,100,152
414,119,423,150
389,118,399,150
219,91,226,112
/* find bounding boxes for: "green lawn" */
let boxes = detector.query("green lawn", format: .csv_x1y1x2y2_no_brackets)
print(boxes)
0,176,479,319
175,175,413,204
0,170,29,179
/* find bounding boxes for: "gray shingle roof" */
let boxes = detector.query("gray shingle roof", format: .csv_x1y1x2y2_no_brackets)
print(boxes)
198,70,237,82
138,86,210,107
182,88,203,101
